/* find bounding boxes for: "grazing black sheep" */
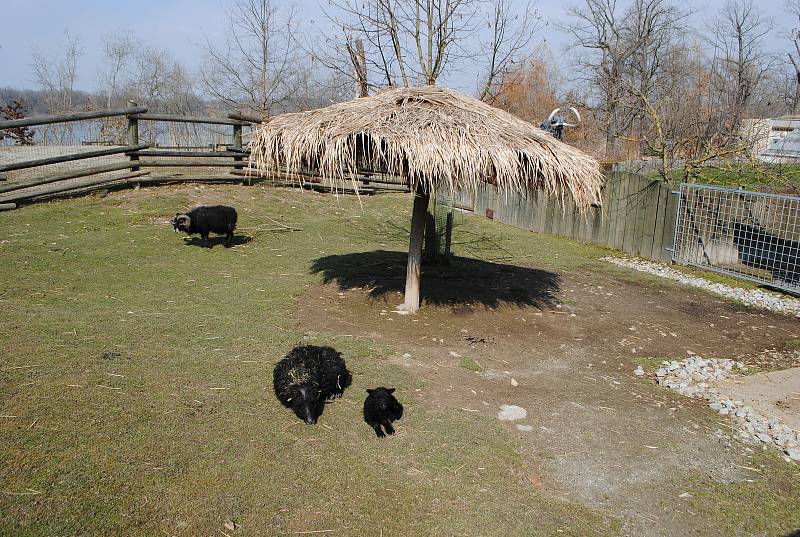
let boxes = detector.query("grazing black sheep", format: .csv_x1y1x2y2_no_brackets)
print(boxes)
273,345,352,425
733,222,799,284
170,205,238,247
363,387,403,438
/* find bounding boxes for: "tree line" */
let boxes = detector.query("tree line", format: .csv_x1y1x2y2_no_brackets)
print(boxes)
1,0,796,174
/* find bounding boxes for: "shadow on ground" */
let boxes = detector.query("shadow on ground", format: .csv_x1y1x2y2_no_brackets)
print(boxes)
182,235,252,248
310,249,560,309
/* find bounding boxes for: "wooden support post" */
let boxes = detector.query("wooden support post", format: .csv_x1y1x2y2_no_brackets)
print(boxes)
233,123,245,183
399,189,430,313
443,209,453,263
424,210,438,263
127,100,139,174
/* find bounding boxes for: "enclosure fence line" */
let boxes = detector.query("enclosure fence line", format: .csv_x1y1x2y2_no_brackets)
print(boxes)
0,103,410,209
672,184,800,295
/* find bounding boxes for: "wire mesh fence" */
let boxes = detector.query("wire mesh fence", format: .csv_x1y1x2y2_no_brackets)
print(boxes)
672,183,800,295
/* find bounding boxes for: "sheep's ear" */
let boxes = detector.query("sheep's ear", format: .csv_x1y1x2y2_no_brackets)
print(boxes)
366,389,373,394
387,388,395,394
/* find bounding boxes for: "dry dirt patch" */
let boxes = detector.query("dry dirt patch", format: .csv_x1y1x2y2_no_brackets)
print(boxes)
298,258,799,536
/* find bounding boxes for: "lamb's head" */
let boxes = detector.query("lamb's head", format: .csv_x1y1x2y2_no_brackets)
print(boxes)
367,387,396,412
290,385,323,425
170,213,191,234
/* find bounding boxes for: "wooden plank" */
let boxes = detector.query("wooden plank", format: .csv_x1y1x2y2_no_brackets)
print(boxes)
0,144,149,173
659,189,680,262
0,168,140,202
228,112,265,124
0,162,133,194
134,150,249,158
138,160,242,168
132,113,248,126
0,106,147,130
650,183,671,261
623,175,642,254
637,178,659,258
612,173,629,250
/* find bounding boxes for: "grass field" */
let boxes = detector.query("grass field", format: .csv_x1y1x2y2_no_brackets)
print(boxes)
0,186,620,536
1,185,798,536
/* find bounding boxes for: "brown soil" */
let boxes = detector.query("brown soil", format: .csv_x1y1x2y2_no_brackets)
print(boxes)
297,256,800,536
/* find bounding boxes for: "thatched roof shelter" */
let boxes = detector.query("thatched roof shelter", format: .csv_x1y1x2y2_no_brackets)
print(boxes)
249,85,604,313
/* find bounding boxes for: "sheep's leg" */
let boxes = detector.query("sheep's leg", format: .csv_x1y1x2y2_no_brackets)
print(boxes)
381,420,395,435
201,233,210,248
225,231,234,247
370,422,386,438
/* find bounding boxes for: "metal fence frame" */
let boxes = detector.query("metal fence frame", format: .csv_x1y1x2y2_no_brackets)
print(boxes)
671,183,800,295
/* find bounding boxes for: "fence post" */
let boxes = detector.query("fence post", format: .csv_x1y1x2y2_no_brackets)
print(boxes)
127,101,139,176
232,122,245,184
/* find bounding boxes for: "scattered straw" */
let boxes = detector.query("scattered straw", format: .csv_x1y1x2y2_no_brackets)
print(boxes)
250,86,603,209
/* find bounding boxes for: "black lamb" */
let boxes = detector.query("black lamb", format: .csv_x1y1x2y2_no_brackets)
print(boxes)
273,345,352,425
363,387,403,438
170,205,238,247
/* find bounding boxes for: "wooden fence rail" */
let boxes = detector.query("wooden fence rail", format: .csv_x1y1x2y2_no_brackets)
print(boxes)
464,172,678,262
0,106,148,130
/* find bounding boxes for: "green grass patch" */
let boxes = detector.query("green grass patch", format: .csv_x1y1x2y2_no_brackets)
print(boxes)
681,451,800,536
659,162,800,193
0,187,618,536
458,356,483,372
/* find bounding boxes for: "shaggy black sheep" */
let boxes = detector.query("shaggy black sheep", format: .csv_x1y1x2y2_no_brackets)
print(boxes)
170,205,238,247
273,345,352,425
363,387,403,438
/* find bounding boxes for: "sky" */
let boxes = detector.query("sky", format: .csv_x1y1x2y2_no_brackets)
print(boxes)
0,0,791,96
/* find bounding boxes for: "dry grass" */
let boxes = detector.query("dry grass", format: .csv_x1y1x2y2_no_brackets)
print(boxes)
249,86,604,209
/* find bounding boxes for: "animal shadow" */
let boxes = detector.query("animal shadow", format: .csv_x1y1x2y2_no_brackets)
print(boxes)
183,235,252,248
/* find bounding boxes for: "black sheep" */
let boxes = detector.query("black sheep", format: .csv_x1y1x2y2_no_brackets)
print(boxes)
170,205,238,247
273,345,352,425
363,387,403,437
733,222,799,284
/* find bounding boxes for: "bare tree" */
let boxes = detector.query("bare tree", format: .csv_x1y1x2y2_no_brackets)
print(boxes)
319,0,538,95
31,31,82,115
478,0,541,102
100,33,138,108
201,0,301,118
786,0,800,113
562,0,687,158
707,0,774,130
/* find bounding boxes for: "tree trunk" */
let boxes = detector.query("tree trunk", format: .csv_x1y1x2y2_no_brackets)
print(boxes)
400,190,430,313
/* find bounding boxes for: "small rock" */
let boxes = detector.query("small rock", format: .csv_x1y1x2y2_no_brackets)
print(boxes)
510,378,518,387
786,447,800,461
634,366,645,376
678,492,693,498
516,424,533,432
497,405,527,421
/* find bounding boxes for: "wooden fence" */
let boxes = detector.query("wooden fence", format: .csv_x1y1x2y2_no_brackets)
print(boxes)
461,172,679,262
0,103,413,210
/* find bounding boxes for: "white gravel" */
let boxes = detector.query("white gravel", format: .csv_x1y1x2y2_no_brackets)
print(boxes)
602,256,800,318
650,356,800,462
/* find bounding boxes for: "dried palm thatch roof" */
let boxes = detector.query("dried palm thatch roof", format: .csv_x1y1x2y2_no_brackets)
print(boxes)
249,86,603,208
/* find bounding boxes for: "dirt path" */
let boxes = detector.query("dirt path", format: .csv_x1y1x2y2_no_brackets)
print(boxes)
298,257,799,536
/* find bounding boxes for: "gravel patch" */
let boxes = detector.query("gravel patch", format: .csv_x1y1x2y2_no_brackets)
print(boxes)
602,256,800,318
650,356,800,462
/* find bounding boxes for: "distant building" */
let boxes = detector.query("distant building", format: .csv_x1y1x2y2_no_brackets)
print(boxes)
743,117,800,163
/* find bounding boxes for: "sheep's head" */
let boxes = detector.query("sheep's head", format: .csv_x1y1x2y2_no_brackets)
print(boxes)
290,386,323,425
170,214,191,234
367,387,396,412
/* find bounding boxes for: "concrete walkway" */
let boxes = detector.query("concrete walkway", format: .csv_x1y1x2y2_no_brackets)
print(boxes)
719,367,800,430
